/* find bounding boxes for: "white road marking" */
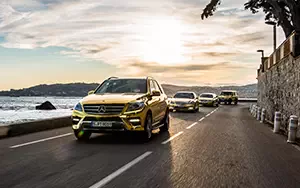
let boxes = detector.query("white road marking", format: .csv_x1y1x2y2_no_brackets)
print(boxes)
206,108,219,117
161,131,183,144
292,145,300,152
186,122,198,129
199,117,205,122
10,133,72,149
89,151,152,188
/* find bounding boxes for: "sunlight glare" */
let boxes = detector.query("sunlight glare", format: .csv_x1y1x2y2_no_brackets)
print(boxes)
140,18,188,65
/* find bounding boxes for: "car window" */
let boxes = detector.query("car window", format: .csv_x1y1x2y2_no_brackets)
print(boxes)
220,92,233,96
149,80,156,93
95,79,147,94
174,93,194,99
200,94,213,98
153,80,163,93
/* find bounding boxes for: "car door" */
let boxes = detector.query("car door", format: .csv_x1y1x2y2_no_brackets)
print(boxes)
153,80,167,122
149,80,160,124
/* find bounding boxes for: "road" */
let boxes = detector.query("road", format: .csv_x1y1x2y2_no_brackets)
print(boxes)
1,103,300,188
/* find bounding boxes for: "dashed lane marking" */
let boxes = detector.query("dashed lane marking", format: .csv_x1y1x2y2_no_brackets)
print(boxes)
186,122,198,129
292,144,300,152
89,151,153,188
161,131,183,144
199,117,205,122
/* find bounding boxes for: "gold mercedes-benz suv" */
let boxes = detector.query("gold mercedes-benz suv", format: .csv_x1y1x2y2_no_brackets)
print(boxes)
218,90,238,105
72,77,169,141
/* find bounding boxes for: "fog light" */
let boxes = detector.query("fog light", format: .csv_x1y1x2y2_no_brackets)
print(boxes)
72,124,80,129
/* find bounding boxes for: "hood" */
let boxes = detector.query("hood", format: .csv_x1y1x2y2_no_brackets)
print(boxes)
80,93,146,104
199,97,213,101
219,95,232,98
171,98,194,103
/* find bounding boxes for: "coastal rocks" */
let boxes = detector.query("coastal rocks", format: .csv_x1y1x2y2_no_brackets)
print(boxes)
36,101,56,110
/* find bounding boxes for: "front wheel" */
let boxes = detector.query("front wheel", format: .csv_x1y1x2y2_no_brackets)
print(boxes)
142,113,153,141
160,111,170,132
74,129,91,141
234,100,238,105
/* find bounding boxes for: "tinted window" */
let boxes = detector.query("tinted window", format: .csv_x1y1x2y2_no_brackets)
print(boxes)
221,92,233,96
200,94,213,98
174,93,195,99
95,79,147,94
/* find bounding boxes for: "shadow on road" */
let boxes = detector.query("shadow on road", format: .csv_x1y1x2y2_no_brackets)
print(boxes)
76,131,171,145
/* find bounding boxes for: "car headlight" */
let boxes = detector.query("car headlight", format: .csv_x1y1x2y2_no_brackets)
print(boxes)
188,100,195,104
127,101,145,112
74,103,83,112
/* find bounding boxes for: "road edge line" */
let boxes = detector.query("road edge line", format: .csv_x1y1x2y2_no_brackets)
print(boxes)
9,133,72,148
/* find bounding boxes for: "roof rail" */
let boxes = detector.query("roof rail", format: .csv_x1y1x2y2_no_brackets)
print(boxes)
107,76,118,80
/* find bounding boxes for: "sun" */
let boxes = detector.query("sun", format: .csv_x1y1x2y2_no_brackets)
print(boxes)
139,17,188,65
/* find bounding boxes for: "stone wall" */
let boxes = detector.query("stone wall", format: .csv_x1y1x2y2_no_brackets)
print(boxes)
258,54,300,134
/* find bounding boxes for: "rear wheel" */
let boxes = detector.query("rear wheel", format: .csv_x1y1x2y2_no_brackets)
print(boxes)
160,111,170,132
74,129,91,141
143,113,152,141
234,100,238,105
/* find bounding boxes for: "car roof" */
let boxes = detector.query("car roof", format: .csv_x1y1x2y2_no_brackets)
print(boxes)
221,90,237,92
176,91,195,94
108,77,148,80
200,93,216,95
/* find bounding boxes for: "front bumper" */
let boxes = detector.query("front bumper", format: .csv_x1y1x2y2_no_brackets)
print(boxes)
219,98,231,102
169,104,195,111
199,101,214,105
72,110,146,132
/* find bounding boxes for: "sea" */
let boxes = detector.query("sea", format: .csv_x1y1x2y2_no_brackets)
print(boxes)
0,96,82,125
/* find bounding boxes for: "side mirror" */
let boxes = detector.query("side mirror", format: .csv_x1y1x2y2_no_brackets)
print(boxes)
88,90,95,95
152,90,161,96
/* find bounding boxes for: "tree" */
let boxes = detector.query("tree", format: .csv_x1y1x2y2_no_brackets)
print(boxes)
201,0,300,38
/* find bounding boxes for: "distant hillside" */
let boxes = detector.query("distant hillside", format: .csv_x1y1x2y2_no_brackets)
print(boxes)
0,83,257,98
0,83,99,97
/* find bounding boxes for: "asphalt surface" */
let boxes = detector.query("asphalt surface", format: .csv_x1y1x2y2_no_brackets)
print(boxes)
1,103,300,188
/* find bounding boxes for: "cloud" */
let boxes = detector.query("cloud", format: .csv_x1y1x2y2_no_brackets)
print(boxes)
124,61,244,72
0,0,284,85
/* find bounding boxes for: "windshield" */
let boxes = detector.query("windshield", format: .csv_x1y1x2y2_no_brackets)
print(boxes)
221,92,234,96
200,94,213,98
95,79,147,94
174,93,194,99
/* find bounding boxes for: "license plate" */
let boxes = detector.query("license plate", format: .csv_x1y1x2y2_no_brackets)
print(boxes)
92,121,113,128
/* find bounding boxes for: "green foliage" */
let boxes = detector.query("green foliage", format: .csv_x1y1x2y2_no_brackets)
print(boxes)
202,0,300,38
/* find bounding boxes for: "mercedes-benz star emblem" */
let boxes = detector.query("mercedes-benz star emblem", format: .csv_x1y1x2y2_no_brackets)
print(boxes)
98,105,106,113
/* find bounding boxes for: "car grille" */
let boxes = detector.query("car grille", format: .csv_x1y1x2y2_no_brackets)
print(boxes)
175,102,187,105
83,104,125,115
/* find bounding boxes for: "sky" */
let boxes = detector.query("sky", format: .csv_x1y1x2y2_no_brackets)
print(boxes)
0,0,285,90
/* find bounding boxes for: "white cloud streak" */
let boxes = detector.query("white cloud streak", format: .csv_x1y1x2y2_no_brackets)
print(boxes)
0,0,285,85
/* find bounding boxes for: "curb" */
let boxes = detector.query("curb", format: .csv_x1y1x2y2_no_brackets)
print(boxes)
0,116,72,138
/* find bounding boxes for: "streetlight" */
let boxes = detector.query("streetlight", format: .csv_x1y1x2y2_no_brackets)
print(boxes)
257,49,265,72
265,21,277,51
257,49,264,58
